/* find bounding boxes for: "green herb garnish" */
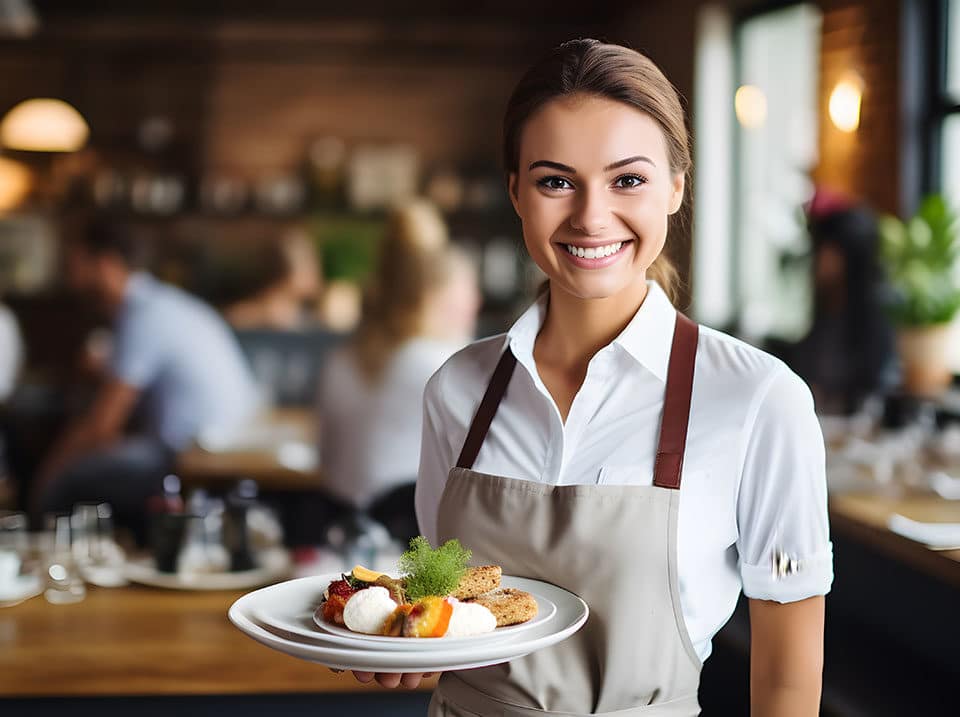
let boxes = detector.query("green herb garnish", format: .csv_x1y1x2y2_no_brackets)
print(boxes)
399,536,472,601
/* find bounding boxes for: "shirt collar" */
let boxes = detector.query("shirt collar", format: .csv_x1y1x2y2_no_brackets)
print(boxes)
121,271,154,307
506,280,678,383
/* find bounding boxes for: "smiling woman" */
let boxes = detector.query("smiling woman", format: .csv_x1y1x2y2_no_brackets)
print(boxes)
508,97,684,307
355,39,832,716
503,42,686,308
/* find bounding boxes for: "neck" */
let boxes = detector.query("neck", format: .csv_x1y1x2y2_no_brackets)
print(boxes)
104,268,132,313
536,278,649,368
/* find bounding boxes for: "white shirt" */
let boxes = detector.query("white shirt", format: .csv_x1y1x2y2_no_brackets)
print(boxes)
416,282,833,663
0,303,23,402
319,337,464,508
112,272,262,450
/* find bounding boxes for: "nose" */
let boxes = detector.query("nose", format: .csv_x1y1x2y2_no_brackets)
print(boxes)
568,186,609,236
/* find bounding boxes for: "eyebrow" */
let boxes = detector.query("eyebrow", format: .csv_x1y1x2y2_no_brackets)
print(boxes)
528,155,656,173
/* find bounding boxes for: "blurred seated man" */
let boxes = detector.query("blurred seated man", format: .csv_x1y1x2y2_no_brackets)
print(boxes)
33,221,262,537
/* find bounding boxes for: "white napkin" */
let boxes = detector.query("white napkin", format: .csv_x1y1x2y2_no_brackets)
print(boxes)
888,513,960,549
0,574,42,607
929,471,960,500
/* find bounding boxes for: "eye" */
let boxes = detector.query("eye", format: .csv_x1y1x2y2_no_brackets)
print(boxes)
613,174,648,189
536,176,574,192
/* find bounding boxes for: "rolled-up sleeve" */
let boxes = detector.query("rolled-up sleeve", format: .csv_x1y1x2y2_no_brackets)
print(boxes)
415,367,455,547
736,366,834,603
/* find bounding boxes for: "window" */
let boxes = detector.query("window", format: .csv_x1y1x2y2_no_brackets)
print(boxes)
941,0,960,207
692,3,821,340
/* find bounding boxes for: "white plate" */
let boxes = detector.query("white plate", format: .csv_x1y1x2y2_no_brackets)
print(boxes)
229,575,588,673
248,574,556,650
124,549,291,591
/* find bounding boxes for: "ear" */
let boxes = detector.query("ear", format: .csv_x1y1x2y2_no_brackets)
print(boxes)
667,172,685,215
507,172,521,217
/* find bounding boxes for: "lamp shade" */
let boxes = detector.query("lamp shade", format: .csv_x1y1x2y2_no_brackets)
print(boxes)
0,156,31,211
0,98,89,152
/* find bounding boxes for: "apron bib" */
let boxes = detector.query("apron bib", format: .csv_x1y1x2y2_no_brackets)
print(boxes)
429,312,703,716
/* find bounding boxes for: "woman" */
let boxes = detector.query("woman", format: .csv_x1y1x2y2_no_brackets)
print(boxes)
356,40,832,715
786,189,896,414
222,229,322,331
318,200,480,542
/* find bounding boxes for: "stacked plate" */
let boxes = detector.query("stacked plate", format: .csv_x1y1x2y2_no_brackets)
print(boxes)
229,572,589,673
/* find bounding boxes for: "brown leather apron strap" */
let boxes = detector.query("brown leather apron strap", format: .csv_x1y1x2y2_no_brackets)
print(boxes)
455,312,699,483
456,346,518,469
653,313,699,490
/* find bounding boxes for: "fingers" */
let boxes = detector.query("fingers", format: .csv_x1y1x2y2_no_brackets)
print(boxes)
349,670,429,689
375,673,404,688
399,673,424,689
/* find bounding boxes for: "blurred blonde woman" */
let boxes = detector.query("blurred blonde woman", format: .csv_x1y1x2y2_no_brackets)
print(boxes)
317,200,480,542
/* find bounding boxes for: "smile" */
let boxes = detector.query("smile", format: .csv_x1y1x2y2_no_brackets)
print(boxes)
557,239,633,268
563,241,623,259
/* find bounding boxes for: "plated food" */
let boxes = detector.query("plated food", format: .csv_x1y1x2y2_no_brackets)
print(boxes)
316,537,538,639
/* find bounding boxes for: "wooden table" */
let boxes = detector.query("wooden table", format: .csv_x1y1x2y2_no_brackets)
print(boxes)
829,491,960,589
176,408,322,491
0,585,437,698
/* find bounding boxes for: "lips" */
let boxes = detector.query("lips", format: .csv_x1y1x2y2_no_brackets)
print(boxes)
556,239,633,269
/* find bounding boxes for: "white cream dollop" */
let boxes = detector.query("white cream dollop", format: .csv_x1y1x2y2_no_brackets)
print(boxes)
342,586,397,634
445,599,497,637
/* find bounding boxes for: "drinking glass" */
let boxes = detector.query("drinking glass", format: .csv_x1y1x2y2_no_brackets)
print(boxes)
0,510,28,584
43,515,86,604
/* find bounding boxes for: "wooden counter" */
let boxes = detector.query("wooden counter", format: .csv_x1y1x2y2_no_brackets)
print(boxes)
0,585,437,698
829,491,960,589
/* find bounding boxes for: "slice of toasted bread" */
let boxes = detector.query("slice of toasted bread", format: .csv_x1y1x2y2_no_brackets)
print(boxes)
467,588,538,627
451,565,502,600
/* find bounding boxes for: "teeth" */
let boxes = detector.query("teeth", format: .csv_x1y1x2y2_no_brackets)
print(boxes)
565,241,624,259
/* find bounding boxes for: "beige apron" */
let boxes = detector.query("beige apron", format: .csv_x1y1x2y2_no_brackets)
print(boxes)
429,312,703,716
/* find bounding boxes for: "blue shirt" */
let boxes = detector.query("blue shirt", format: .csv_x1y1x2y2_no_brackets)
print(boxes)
111,272,262,449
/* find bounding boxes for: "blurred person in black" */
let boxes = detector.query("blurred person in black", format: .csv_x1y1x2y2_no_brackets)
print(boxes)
31,220,261,538
775,189,896,414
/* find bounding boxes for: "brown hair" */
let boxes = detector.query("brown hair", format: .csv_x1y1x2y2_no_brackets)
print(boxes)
353,199,451,383
503,38,689,304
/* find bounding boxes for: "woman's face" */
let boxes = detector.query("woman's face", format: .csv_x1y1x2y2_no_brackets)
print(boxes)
509,94,684,301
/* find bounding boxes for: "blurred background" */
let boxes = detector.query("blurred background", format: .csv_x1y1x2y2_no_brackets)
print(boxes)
0,1,959,715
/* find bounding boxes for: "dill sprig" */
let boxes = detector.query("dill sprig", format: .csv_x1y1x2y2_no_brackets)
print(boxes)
399,536,471,601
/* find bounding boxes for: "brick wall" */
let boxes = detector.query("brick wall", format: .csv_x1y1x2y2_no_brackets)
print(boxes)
814,0,903,215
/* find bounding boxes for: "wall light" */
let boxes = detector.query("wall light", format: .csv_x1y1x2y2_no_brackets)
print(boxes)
0,98,89,152
0,156,31,211
735,85,767,130
828,73,863,133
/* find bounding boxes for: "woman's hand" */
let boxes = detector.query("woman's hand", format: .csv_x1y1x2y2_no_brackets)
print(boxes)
351,671,434,689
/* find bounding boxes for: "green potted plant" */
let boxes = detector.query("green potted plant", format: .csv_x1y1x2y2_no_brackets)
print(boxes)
879,194,960,395
310,213,384,331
